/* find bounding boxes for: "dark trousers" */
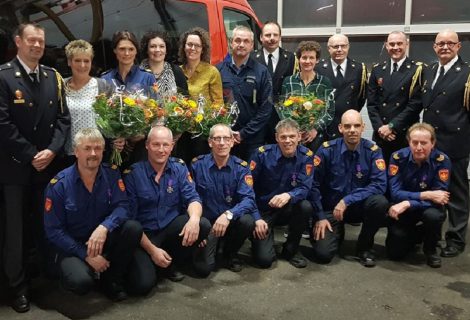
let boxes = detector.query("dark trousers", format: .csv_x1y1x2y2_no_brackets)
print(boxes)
174,133,210,166
386,206,446,259
310,195,389,264
445,156,470,250
58,220,142,295
193,214,255,277
251,200,312,268
128,215,211,294
233,141,264,162
376,134,407,166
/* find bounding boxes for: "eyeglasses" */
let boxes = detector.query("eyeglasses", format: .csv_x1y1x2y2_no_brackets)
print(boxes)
435,41,459,49
210,136,233,143
328,44,349,50
185,42,202,49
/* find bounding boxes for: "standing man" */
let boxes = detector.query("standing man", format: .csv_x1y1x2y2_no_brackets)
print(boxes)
250,118,314,268
316,34,368,140
217,25,273,160
124,126,211,289
422,29,470,257
0,23,70,312
310,110,389,267
191,124,256,276
252,21,296,143
386,123,451,268
367,31,423,163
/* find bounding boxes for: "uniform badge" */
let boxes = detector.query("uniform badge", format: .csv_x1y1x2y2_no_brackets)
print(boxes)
118,179,125,192
250,160,256,171
314,155,321,167
389,164,399,176
111,164,118,170
44,197,52,212
436,154,445,162
167,178,174,193
306,150,313,157
419,181,427,189
50,177,58,184
15,71,21,77
14,90,25,104
322,141,329,148
356,171,363,179
244,174,253,187
370,144,379,151
393,153,400,160
225,195,232,203
258,146,265,153
375,159,386,171
240,161,248,167
439,169,449,182
306,164,313,176
187,172,193,183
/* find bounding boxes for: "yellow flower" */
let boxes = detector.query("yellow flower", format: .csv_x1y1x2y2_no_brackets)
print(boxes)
188,100,197,109
195,114,204,123
283,99,293,107
123,97,136,106
147,99,158,109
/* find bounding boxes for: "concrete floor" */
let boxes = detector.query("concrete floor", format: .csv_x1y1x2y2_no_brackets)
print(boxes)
1,226,469,320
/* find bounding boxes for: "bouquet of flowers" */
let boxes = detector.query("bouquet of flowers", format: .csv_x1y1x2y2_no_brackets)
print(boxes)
192,95,239,138
275,91,333,131
157,94,199,135
93,90,159,165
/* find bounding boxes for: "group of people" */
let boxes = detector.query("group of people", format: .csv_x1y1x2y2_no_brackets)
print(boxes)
0,19,469,314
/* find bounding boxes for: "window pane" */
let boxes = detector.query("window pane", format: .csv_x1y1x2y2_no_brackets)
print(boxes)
343,0,405,26
282,0,335,27
223,9,261,51
412,0,470,24
409,35,470,65
247,0,277,23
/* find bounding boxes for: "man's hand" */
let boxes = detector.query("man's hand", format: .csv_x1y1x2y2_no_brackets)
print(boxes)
378,125,396,141
333,199,347,221
232,131,242,144
301,129,318,143
253,219,269,240
268,193,291,209
150,246,172,268
212,214,230,237
179,216,200,247
388,201,410,220
32,149,56,171
85,255,110,273
86,225,108,257
313,219,333,241
421,190,450,205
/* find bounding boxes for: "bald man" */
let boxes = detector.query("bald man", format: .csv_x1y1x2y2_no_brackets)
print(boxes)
422,30,470,258
315,34,368,140
309,110,389,267
367,31,423,164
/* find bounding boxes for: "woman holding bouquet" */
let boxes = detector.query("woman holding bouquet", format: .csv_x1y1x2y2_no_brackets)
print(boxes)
176,27,224,163
140,30,188,96
281,41,334,151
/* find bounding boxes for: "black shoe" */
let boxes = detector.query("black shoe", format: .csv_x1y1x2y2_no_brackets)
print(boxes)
358,251,376,268
11,295,30,313
224,257,243,272
103,281,128,302
164,266,185,282
440,245,463,258
426,253,442,268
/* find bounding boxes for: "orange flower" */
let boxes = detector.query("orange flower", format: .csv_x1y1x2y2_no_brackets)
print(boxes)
184,110,193,118
170,96,177,102
174,106,184,115
157,108,165,117
313,99,324,105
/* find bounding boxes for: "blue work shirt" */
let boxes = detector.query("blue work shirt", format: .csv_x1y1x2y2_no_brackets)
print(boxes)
190,153,257,222
250,144,314,214
217,57,273,144
124,158,201,232
310,138,387,220
388,147,451,209
101,65,155,93
44,163,130,260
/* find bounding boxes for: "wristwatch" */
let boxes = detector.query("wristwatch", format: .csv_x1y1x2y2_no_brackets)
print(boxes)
224,210,233,221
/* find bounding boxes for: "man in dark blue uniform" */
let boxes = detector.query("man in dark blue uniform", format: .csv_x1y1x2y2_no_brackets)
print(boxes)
217,25,273,160
124,126,210,289
44,128,142,300
191,124,256,276
310,110,388,267
316,34,367,140
386,123,451,268
367,31,423,163
422,30,470,258
250,118,314,268
252,21,296,144
0,23,70,312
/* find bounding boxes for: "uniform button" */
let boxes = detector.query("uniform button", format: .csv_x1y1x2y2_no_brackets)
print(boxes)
49,100,53,105
424,89,427,93
29,103,33,107
424,108,428,112
346,101,350,104
382,103,387,107
401,86,404,90
351,85,355,89
396,102,400,106
436,110,440,114
457,127,461,131
33,126,37,131
50,124,54,128
443,91,446,95
382,117,387,121
435,126,439,130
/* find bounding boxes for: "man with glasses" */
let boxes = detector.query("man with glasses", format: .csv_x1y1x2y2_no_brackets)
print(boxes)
0,22,70,312
217,25,273,160
316,34,368,140
367,31,423,164
249,118,314,268
191,124,256,276
422,29,470,258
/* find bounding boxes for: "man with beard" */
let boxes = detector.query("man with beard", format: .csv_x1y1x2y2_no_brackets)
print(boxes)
309,110,389,267
422,29,470,258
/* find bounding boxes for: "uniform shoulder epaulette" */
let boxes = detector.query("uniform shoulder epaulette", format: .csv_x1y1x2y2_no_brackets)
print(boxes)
322,139,336,148
49,171,65,185
101,69,112,76
436,153,446,162
192,155,204,163
110,164,119,170
234,157,248,167
0,62,13,72
170,157,186,165
392,152,400,160
122,168,132,175
370,144,379,151
41,64,54,71
299,145,313,156
258,145,271,153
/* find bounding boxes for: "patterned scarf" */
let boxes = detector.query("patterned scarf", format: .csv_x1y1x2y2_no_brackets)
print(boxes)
140,59,177,97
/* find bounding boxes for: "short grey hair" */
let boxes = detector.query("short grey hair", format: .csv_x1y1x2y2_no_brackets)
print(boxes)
232,25,254,41
209,123,233,138
275,118,300,133
73,128,105,149
146,125,173,143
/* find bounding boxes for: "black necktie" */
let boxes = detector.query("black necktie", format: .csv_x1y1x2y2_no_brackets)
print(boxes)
336,65,344,80
29,72,38,84
267,53,274,75
433,66,446,89
392,62,398,73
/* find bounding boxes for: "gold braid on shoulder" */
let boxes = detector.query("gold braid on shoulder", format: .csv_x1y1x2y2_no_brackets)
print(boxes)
464,72,470,111
54,70,64,114
358,62,367,99
409,62,423,98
